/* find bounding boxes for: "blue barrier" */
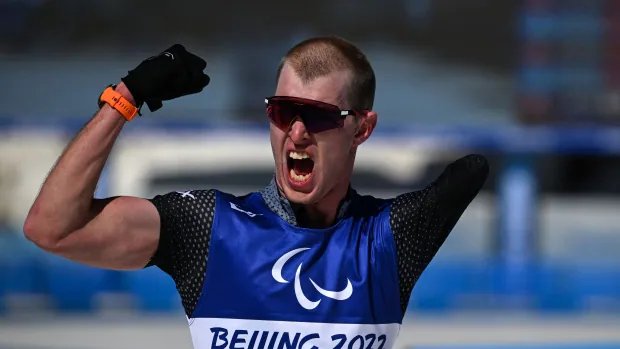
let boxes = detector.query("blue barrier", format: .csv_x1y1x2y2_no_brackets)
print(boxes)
1,232,619,314
409,260,494,311
408,260,620,312
531,263,577,311
0,234,45,313
40,255,182,313
123,267,181,313
568,264,620,311
40,254,108,312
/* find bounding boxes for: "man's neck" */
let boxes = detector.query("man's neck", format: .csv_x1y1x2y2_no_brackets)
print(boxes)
290,184,352,228
291,203,337,229
260,178,354,228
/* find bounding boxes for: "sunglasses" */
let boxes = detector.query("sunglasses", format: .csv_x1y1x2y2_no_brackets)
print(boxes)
265,96,366,133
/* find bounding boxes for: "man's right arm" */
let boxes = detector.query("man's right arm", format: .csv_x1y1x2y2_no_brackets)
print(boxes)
23,83,161,270
23,44,210,270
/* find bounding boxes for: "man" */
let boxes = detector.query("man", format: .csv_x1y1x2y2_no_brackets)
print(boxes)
25,37,488,349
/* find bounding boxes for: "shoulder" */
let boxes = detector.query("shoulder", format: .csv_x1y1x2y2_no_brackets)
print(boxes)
202,190,271,221
149,190,216,228
348,192,393,217
211,190,264,208
150,189,266,213
151,189,216,203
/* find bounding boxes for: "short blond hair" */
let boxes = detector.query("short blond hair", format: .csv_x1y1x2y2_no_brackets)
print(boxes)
277,36,376,110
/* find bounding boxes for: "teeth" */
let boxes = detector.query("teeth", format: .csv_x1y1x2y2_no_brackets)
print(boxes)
289,169,310,182
289,151,309,160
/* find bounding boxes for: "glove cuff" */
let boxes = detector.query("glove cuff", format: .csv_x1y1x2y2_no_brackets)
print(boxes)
120,76,145,107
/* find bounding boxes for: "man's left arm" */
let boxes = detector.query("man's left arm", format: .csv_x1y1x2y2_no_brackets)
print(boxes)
389,154,489,312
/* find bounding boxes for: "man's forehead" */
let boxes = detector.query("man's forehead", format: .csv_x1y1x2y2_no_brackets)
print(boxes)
276,64,352,107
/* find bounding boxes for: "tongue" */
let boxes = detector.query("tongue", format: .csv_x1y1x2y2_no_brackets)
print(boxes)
293,159,314,176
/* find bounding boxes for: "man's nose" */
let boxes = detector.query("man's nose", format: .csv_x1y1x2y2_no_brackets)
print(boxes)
288,117,311,143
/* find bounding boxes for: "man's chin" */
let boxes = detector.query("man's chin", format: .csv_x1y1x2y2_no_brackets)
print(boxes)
282,186,319,205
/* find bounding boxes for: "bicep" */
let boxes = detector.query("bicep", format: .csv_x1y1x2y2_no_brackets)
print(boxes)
53,196,160,270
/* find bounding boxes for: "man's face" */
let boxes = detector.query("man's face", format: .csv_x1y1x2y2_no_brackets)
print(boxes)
270,63,375,206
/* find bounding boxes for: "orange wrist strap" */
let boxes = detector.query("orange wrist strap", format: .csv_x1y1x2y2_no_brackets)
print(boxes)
99,86,139,121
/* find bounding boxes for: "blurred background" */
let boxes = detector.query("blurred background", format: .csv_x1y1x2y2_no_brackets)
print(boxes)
1,0,620,348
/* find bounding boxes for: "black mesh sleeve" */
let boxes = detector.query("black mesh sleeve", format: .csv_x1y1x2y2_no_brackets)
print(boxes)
148,189,216,317
389,154,489,312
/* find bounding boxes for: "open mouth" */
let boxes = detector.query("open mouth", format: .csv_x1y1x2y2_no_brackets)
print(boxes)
287,150,315,183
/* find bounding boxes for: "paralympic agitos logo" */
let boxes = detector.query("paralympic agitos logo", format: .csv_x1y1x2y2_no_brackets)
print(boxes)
271,248,353,310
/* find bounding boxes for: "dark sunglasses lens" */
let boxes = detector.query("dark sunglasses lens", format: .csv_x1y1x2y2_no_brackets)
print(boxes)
301,106,343,133
267,99,344,133
266,103,295,129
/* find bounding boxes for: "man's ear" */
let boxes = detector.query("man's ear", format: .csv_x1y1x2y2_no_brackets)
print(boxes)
353,111,377,147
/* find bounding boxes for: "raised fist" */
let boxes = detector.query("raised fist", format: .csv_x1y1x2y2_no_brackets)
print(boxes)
121,44,210,112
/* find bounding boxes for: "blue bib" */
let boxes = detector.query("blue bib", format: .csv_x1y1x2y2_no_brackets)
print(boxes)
189,191,402,349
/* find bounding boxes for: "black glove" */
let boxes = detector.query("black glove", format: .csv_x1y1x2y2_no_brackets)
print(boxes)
121,44,210,112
